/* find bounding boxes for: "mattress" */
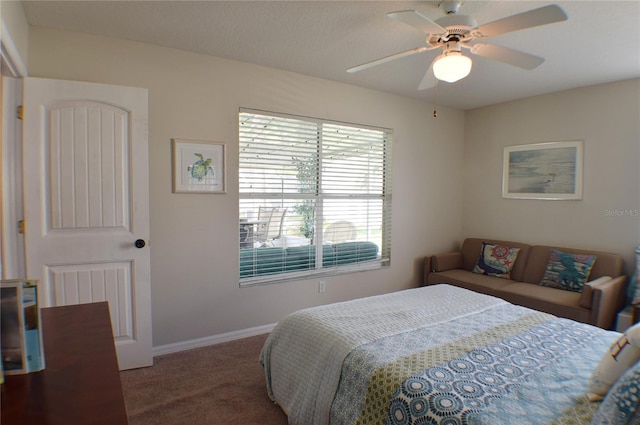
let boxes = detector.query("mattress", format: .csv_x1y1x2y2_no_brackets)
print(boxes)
260,284,618,425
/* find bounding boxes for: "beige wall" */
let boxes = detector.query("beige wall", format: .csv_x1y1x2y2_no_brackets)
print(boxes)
27,27,465,347
25,26,639,349
1,0,29,74
463,79,640,272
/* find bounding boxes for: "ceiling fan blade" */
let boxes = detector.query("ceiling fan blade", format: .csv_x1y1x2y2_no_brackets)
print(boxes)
387,10,446,35
471,43,544,70
475,4,568,38
418,63,436,90
347,46,429,73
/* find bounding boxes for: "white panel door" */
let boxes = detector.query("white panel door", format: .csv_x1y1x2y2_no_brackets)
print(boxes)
22,77,152,370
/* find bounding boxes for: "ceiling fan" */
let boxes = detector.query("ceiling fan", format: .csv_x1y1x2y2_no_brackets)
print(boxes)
347,1,568,89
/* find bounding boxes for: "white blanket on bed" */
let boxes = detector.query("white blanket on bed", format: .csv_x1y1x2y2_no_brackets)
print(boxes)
259,284,507,425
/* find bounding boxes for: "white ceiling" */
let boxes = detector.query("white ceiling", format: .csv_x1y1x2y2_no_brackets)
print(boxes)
20,0,640,110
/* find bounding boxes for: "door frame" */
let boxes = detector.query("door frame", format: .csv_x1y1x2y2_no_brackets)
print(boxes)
1,21,27,279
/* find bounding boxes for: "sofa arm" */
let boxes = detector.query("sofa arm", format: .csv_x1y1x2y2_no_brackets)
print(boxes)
422,257,432,286
579,276,613,309
431,252,464,272
589,275,628,329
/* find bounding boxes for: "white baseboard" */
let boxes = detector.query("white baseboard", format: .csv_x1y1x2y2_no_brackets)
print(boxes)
152,323,277,357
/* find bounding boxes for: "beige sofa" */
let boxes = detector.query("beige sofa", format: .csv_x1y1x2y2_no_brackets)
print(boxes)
424,238,628,330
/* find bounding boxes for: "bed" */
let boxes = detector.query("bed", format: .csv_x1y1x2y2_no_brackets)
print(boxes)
260,284,623,425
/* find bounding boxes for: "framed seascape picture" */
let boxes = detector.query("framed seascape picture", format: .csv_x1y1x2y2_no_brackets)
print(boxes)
172,139,226,193
502,141,583,200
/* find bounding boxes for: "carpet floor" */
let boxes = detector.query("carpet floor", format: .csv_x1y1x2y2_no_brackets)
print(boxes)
120,333,288,425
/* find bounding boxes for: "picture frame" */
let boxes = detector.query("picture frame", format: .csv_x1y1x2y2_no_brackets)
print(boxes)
172,139,226,194
502,141,583,200
1,279,45,375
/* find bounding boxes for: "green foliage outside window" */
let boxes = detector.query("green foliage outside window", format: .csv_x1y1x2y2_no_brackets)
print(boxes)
292,156,316,241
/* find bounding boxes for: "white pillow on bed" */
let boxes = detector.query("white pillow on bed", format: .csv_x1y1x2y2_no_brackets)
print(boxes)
588,322,640,401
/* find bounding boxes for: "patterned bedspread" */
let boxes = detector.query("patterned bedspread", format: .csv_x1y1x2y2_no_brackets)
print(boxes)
260,284,618,425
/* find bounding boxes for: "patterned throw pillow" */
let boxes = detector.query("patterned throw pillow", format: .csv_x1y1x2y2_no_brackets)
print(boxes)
588,322,640,402
472,242,520,279
591,360,640,424
540,248,596,292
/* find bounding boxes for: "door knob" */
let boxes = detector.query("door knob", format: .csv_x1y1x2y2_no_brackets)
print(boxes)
135,239,146,248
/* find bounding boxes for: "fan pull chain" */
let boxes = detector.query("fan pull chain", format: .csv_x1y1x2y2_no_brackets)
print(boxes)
433,80,438,118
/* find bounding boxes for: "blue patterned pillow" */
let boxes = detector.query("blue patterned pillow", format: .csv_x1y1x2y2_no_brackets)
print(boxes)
591,360,640,424
540,249,596,292
472,242,520,279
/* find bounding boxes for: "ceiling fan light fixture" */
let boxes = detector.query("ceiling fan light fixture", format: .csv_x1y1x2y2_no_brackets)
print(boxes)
432,51,472,83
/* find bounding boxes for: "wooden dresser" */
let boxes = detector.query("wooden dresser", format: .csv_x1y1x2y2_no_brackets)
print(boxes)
1,302,129,424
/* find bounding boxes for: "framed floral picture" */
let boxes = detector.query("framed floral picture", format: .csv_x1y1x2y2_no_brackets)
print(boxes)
502,140,583,200
172,139,226,193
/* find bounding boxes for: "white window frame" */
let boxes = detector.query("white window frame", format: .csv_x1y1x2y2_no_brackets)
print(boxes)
239,108,392,286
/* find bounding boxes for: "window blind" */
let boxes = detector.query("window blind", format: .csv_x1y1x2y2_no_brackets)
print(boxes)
239,109,392,285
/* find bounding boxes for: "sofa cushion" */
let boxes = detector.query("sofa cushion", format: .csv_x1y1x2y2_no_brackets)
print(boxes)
522,245,622,284
333,241,378,265
472,242,521,279
497,282,590,323
240,247,286,277
460,238,531,282
285,245,338,269
284,246,314,271
240,242,379,278
539,248,596,292
428,269,514,296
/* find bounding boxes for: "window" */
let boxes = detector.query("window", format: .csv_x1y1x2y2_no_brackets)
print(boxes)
239,109,392,285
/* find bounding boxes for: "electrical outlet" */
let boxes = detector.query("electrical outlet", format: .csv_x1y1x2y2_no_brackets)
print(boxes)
318,280,326,293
